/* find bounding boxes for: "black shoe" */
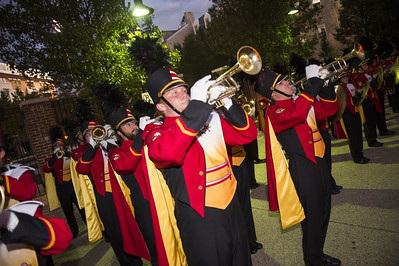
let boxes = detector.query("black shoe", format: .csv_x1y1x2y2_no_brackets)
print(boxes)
321,254,341,266
250,242,263,254
249,183,260,190
380,130,395,136
254,158,266,164
331,185,342,195
368,141,383,147
354,157,370,164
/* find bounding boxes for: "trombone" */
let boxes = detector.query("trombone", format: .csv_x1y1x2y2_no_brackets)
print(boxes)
207,46,262,108
294,43,365,86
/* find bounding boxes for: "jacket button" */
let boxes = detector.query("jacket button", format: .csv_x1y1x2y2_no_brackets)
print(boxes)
308,141,312,144
198,185,203,190
100,180,104,182
198,171,204,176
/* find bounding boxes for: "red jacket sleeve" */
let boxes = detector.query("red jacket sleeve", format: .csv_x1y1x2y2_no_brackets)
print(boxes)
109,140,142,175
75,145,96,175
4,170,37,201
34,209,73,256
314,96,338,121
220,112,257,146
42,159,53,173
146,117,199,169
268,94,314,134
2,208,72,256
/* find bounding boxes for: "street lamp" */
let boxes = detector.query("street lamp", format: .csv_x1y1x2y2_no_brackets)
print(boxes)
130,0,154,17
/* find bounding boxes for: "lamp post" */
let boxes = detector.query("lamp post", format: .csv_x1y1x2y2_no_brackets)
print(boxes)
130,0,154,17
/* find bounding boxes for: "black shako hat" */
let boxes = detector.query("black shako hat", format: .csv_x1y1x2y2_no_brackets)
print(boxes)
255,69,285,99
145,68,187,104
49,125,65,144
107,107,136,130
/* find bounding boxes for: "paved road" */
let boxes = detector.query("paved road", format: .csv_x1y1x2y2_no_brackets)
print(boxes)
51,107,399,266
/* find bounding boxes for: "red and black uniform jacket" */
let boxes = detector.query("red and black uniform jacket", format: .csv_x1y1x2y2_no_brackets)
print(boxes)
42,154,70,185
342,82,358,114
1,165,37,201
351,71,383,112
108,133,149,200
1,203,73,263
267,92,337,164
71,144,86,162
75,145,150,260
144,100,257,218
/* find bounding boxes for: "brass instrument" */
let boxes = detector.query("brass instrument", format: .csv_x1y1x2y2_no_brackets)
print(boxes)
295,43,365,86
55,149,64,159
332,85,347,122
207,46,262,108
91,126,107,143
0,185,5,212
237,93,256,116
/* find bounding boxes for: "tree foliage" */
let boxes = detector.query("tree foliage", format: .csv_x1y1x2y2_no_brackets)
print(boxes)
180,0,319,83
0,0,144,97
337,0,399,44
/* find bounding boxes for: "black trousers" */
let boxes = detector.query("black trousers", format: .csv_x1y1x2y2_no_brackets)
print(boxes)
55,180,86,238
244,140,260,186
175,194,252,266
233,159,258,247
124,174,158,266
288,154,331,266
95,192,143,266
376,89,391,134
320,129,339,190
342,111,364,161
362,99,379,145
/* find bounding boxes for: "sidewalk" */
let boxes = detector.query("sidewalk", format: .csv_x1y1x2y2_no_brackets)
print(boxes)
52,108,399,265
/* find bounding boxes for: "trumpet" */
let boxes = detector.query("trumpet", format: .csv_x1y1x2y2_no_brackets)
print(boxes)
55,149,64,159
207,46,262,108
294,43,365,86
91,126,107,143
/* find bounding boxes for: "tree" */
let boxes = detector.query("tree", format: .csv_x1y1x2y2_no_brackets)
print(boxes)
0,0,143,97
180,0,320,82
336,0,399,44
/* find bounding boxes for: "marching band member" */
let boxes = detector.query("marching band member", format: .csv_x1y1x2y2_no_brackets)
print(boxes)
1,139,73,265
0,146,37,202
42,126,86,238
107,108,158,266
143,68,257,266
255,67,341,266
334,72,370,164
76,117,150,265
351,60,384,147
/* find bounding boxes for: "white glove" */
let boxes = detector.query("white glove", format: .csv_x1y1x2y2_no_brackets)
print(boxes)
139,116,152,130
318,68,330,79
103,124,115,138
87,134,96,148
208,85,233,109
305,64,323,79
0,210,19,232
190,75,215,103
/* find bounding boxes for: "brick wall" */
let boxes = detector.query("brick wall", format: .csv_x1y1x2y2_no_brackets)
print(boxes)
19,98,57,168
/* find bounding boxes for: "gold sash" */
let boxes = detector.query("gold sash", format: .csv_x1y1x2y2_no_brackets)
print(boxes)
306,107,325,158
